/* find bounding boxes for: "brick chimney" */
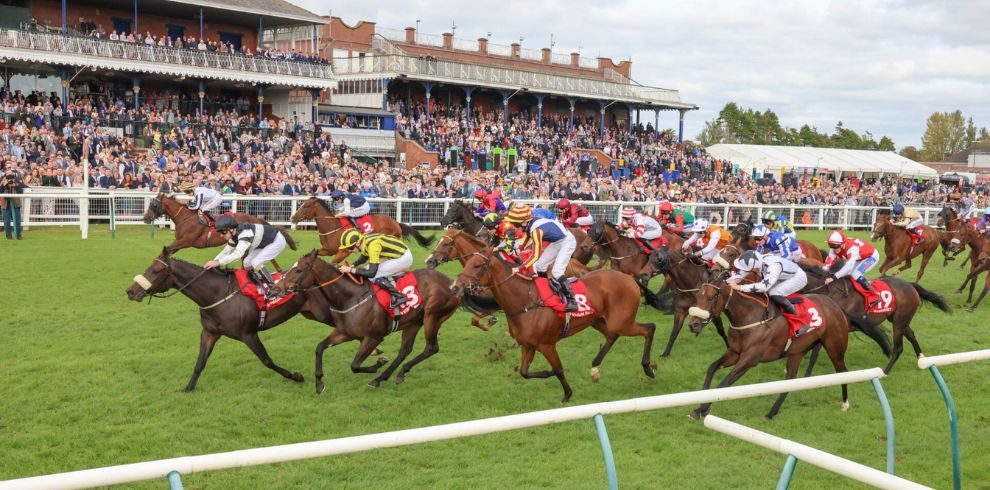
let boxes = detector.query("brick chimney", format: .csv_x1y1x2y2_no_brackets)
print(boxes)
570,52,579,67
404,27,415,44
442,32,453,49
541,48,551,63
511,43,520,58
478,37,488,54
617,60,632,79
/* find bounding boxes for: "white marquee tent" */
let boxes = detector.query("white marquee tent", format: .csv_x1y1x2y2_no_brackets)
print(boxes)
705,144,938,180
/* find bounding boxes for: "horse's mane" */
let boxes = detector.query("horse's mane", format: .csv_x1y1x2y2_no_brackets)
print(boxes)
315,197,335,215
798,262,828,278
877,209,892,217
450,228,487,247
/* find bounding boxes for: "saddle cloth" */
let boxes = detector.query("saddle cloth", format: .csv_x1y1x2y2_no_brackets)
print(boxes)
371,272,420,318
534,277,596,319
850,278,895,314
339,215,375,234
782,294,823,338
233,270,295,311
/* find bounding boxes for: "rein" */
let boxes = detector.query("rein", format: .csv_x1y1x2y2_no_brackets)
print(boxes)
289,258,372,314
148,258,212,300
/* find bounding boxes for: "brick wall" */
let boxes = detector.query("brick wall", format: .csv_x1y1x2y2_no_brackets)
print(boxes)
396,135,439,169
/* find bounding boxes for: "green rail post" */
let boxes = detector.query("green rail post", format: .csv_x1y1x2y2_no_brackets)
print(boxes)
871,378,896,474
928,365,961,490
775,454,798,490
167,470,184,490
592,413,618,490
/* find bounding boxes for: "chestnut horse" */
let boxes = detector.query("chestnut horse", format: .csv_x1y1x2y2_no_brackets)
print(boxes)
275,250,460,393
451,247,657,402
290,197,434,263
936,206,969,266
871,211,942,282
954,224,990,306
729,218,825,264
125,248,310,391
142,193,297,259
686,277,850,420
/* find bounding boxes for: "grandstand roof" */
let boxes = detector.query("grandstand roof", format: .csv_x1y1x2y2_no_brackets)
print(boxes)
706,144,938,179
165,0,327,26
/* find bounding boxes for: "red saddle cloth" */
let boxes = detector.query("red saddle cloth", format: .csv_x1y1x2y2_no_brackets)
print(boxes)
233,270,295,311
339,215,375,234
850,278,895,314
534,277,596,319
633,236,668,255
782,294,824,338
909,227,925,245
371,272,420,318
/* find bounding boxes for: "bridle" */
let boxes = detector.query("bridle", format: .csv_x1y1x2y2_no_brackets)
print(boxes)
282,256,372,314
427,232,484,267
455,251,521,294
138,256,214,301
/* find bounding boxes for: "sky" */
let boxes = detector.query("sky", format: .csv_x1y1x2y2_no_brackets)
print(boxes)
294,0,989,150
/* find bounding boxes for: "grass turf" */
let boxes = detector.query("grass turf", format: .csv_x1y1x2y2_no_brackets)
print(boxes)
2,225,989,489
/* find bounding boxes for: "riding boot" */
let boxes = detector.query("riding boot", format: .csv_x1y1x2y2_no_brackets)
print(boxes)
770,295,797,315
855,275,875,292
348,216,359,230
374,277,407,314
257,267,281,300
553,277,579,312
793,324,812,338
197,210,208,226
912,227,925,244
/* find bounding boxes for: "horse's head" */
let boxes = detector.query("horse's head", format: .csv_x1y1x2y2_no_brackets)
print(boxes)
126,247,175,301
274,249,324,295
142,193,166,224
639,248,670,283
687,281,728,334
450,247,496,298
426,230,459,269
937,206,956,228
731,221,751,243
290,197,321,224
441,201,468,228
713,244,742,272
871,212,892,242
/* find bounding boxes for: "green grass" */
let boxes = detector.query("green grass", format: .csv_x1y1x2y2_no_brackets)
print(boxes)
2,225,989,489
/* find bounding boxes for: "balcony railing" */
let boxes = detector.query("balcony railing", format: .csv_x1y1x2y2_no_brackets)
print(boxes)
0,28,334,80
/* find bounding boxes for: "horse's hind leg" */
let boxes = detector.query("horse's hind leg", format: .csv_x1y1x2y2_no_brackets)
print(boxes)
660,307,688,357
968,284,990,312
241,333,304,385
396,312,448,384
349,336,388,374
537,343,573,403
370,326,419,388
589,322,619,381
914,251,935,282
853,318,892,357
765,350,810,420
820,326,851,410
183,329,221,392
314,329,352,395
638,322,657,378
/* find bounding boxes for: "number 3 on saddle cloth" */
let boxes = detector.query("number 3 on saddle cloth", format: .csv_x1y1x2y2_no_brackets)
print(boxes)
534,277,596,319
781,294,824,338
233,270,295,310
850,278,896,314
371,272,421,318
339,215,375,234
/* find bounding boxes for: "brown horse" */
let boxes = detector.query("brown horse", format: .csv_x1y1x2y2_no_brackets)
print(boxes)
871,211,942,282
125,248,309,391
954,224,990,306
142,193,297,258
729,218,825,264
424,228,588,330
686,278,850,420
451,247,657,402
798,263,950,373
290,197,434,263
275,250,460,393
937,206,970,266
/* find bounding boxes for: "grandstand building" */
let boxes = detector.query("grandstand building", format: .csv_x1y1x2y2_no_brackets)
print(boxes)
0,0,335,127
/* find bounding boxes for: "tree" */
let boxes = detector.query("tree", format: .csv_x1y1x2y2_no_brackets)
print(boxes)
921,110,967,161
877,136,896,152
899,146,921,161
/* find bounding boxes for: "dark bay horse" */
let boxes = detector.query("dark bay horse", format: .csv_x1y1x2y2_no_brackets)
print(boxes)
142,192,297,258
440,200,490,237
730,218,825,264
937,206,969,266
125,248,309,391
275,251,460,393
686,277,850,420
954,225,990,306
871,211,942,282
798,263,950,373
290,197,434,263
451,247,657,402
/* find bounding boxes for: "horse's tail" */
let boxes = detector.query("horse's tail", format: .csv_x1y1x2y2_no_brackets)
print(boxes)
280,229,299,251
400,222,436,247
911,282,951,313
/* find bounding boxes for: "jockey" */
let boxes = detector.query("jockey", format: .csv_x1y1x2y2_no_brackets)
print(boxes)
957,194,976,225
823,231,879,292
533,207,558,221
657,200,694,236
682,218,728,262
753,224,804,262
482,212,520,251
557,198,593,229
761,210,796,240
891,203,925,244
205,215,285,299
474,188,506,218
728,251,813,336
618,206,665,252
338,229,414,315
181,181,222,225
330,190,370,228
975,206,990,235
504,204,579,312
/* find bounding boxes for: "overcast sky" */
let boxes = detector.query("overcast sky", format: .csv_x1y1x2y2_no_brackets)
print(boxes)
294,0,989,149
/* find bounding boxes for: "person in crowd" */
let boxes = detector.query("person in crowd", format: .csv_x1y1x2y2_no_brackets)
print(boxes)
1,169,24,239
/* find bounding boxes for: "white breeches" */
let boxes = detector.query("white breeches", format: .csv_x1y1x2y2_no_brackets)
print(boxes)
346,202,371,218
906,218,924,229
242,233,286,270
200,196,223,212
373,250,413,279
533,233,577,278
699,244,720,261
574,215,593,226
768,273,808,297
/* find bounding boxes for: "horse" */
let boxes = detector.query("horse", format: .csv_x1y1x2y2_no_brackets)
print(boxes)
954,225,990,305
588,221,681,307
424,227,588,330
871,211,942,282
798,263,950,373
450,247,657,402
275,250,460,393
936,206,969,266
125,248,309,391
290,197,435,263
639,246,728,357
439,200,490,237
730,217,825,264
142,193,298,262
685,276,851,420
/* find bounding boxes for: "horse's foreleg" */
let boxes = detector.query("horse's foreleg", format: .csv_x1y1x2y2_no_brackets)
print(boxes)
877,257,896,276
590,323,619,376
183,329,221,392
331,249,350,264
519,344,554,379
537,343,573,403
913,251,935,282
314,329,352,394
713,317,729,347
241,333,304,384
396,312,447,384
638,322,657,379
765,348,813,420
690,351,756,420
660,308,687,357
370,326,418,388
853,318,892,357
349,336,388,374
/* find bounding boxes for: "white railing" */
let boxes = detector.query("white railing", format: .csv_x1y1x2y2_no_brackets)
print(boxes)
486,43,512,57
414,32,444,47
579,56,599,69
375,27,406,43
551,52,572,65
0,28,334,81
519,46,543,61
7,192,948,235
452,37,479,52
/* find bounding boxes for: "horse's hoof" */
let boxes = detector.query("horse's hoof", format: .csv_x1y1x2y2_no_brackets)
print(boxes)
561,394,572,403
368,379,380,388
396,373,406,385
291,372,304,383
967,307,976,313
377,357,389,366
764,414,775,422
841,401,850,412
315,382,326,395
660,352,671,358
687,410,704,421
590,366,601,383
371,348,383,356
182,386,195,393
643,364,656,379
487,317,498,327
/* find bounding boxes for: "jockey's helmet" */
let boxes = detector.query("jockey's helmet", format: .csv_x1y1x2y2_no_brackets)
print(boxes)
734,250,763,272
827,231,845,247
504,204,532,224
690,219,710,233
761,210,777,223
620,207,637,219
213,215,238,232
482,213,501,229
750,224,769,238
556,198,571,210
340,229,363,249
892,203,905,215
179,182,196,193
474,188,488,200
659,201,674,213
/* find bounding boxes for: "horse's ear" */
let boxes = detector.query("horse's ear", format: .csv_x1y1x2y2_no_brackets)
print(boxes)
161,246,170,257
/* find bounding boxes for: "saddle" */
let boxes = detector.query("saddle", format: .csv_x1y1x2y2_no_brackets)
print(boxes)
370,272,420,319
340,215,375,234
782,294,822,339
534,277,595,319
632,236,669,255
849,278,895,314
198,210,216,227
233,269,294,311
